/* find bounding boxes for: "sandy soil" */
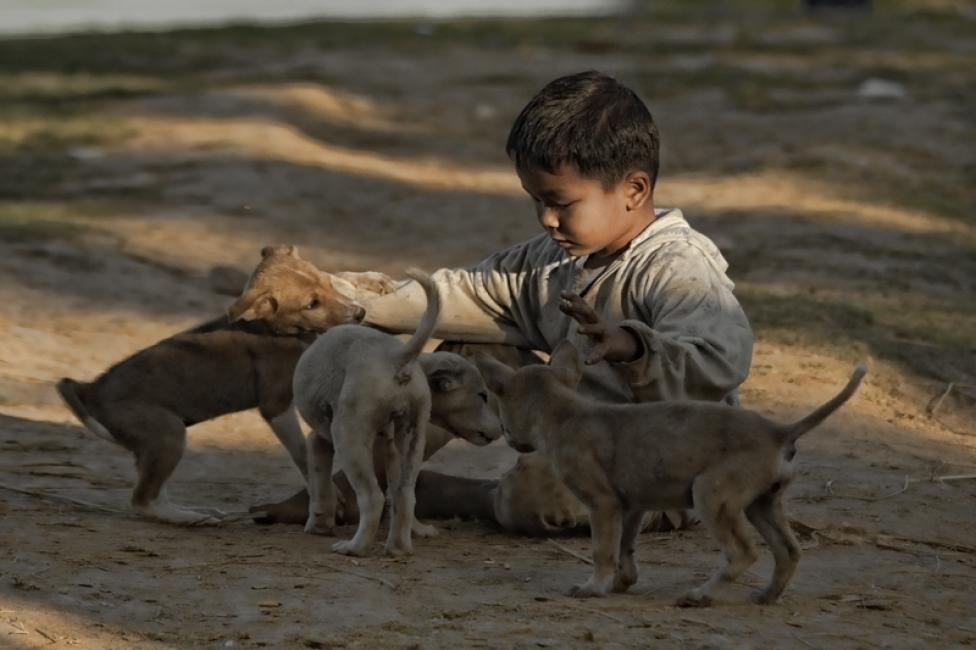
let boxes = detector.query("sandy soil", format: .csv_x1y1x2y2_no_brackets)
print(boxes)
1,5,975,648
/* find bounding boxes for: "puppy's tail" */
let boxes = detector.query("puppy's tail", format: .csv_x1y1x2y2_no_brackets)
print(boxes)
779,364,867,444
394,268,440,384
56,378,115,443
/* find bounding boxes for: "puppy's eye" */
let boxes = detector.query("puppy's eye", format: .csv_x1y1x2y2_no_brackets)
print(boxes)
479,391,489,403
305,297,320,310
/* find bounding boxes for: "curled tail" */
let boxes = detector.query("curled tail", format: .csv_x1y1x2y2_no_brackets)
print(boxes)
394,268,441,384
56,378,115,443
780,364,867,444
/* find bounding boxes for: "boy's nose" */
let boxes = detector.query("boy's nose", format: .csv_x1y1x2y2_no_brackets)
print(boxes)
539,207,560,229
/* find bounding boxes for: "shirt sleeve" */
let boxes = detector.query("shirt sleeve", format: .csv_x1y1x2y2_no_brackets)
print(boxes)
361,241,542,348
614,241,753,402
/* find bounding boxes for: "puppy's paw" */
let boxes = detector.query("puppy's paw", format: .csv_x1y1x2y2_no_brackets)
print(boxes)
612,575,636,593
303,516,334,536
137,502,219,526
411,520,438,538
332,540,369,557
567,583,608,599
383,542,414,558
675,590,713,608
250,489,310,525
749,589,777,606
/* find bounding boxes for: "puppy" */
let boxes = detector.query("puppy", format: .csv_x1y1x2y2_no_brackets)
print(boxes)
56,245,370,525
250,350,503,527
478,341,866,606
294,269,448,556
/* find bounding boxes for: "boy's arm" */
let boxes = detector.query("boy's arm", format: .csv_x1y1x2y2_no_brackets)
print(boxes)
619,245,753,401
361,245,541,348
564,244,752,402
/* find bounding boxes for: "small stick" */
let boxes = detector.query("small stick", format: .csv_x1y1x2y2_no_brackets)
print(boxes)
0,482,125,515
561,601,626,624
792,633,817,649
309,561,397,589
547,539,593,565
911,473,976,483
35,627,57,644
926,382,955,417
876,476,911,500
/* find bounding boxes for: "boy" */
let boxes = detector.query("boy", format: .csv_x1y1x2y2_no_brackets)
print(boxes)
254,71,753,534
359,71,754,534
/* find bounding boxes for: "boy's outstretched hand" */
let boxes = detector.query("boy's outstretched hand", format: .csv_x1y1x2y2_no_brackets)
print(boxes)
559,292,643,365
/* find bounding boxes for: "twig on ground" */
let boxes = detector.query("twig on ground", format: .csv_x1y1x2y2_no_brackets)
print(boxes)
791,632,817,649
34,627,57,644
824,472,976,503
308,561,397,590
889,336,943,350
926,382,955,417
679,615,722,632
876,476,911,500
0,482,126,515
560,601,626,624
547,539,593,565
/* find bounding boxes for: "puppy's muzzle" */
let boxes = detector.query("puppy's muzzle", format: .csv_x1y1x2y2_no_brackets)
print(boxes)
502,425,535,454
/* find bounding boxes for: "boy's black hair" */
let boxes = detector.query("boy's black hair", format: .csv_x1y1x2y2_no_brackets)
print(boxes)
506,71,660,189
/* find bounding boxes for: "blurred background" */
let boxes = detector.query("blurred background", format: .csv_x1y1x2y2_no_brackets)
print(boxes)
0,2,975,647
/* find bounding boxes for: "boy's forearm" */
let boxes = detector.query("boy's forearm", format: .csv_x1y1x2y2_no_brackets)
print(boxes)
362,274,533,346
614,319,752,402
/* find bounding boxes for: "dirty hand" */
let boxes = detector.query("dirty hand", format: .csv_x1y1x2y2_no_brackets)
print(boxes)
559,292,643,364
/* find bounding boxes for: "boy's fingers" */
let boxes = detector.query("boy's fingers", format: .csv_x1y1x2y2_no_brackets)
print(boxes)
559,293,601,324
578,323,606,337
585,343,608,365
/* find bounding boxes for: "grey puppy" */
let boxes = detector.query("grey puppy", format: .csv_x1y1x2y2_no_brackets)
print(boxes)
56,245,368,525
478,340,866,606
294,269,463,556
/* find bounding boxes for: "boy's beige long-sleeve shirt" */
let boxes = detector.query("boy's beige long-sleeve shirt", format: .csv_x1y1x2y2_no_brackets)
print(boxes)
363,208,753,404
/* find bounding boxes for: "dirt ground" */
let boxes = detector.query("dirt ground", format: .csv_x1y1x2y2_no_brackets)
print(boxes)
1,2,975,648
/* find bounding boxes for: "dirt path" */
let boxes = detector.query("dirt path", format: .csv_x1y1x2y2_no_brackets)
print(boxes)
2,4,975,648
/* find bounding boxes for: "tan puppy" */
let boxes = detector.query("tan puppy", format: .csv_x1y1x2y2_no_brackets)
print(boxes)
56,245,371,525
294,269,448,556
478,341,866,606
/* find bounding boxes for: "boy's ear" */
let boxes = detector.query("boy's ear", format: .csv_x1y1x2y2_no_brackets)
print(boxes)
228,291,279,321
475,355,514,397
548,340,583,387
622,169,652,211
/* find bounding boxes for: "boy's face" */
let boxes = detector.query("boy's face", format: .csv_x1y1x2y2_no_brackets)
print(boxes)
517,163,653,259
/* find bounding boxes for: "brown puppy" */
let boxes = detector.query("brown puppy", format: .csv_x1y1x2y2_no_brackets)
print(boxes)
56,245,371,525
479,341,866,606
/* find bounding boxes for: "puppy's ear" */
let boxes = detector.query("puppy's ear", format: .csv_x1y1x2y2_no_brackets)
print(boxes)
228,292,279,321
260,245,299,259
548,340,583,387
476,355,514,397
427,368,461,393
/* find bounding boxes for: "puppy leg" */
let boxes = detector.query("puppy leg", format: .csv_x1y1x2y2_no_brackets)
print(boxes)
386,414,428,556
569,499,622,598
124,409,217,525
745,491,800,605
266,405,308,479
613,510,645,593
304,428,337,536
331,418,385,556
678,477,758,607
